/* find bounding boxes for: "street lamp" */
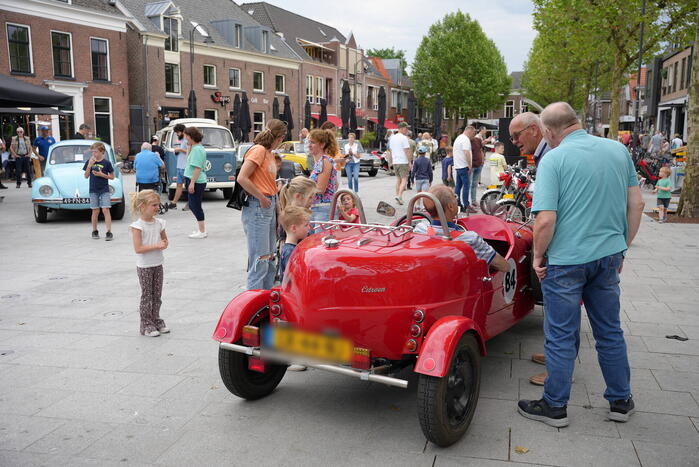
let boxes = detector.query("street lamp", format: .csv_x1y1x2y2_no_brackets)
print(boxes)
188,21,214,119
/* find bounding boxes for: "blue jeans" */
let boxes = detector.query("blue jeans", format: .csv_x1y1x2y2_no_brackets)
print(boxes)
542,252,630,407
345,161,360,192
469,165,483,206
311,203,331,222
454,167,470,208
241,196,277,290
184,177,205,221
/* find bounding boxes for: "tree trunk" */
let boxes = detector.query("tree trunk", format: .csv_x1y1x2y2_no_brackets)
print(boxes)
678,17,699,218
608,52,624,140
447,108,456,142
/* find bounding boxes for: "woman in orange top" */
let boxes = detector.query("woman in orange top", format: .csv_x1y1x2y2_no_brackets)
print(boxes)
236,119,287,290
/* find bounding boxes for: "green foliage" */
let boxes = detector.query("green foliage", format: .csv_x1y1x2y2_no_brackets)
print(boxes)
360,131,376,149
366,47,408,75
411,11,511,120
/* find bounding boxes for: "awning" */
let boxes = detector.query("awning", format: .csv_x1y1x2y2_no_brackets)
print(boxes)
367,118,398,129
0,74,72,107
0,107,68,115
311,113,342,127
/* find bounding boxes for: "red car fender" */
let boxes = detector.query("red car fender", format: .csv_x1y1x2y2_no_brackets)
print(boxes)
414,316,486,377
212,290,270,344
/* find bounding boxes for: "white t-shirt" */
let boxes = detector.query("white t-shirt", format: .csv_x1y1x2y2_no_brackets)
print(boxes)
175,137,188,169
344,142,361,163
671,137,683,149
130,217,166,268
487,153,507,185
388,133,410,164
453,134,472,169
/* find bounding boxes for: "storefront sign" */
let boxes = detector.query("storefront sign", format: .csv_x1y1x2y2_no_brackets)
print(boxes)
211,92,231,107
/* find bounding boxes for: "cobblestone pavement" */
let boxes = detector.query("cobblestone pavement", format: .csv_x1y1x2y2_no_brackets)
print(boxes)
1,170,698,466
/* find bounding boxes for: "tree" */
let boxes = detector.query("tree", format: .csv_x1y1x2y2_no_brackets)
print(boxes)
678,6,699,218
411,11,510,138
366,47,408,75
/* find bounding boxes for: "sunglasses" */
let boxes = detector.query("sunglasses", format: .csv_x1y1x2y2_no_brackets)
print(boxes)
510,124,535,142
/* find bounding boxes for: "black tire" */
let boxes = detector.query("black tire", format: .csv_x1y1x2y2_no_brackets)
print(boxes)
34,204,48,223
168,188,176,201
368,169,378,177
222,187,233,199
111,197,125,220
417,333,481,447
492,200,526,222
341,168,347,177
218,344,287,400
479,191,502,215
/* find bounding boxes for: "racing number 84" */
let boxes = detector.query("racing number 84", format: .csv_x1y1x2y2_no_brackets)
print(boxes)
503,258,517,304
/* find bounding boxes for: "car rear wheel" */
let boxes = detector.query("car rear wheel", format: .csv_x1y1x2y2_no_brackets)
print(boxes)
218,344,287,400
417,333,481,447
222,188,233,199
111,197,125,220
368,169,378,177
34,204,48,223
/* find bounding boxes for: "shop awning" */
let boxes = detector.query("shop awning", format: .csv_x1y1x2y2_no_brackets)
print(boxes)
0,74,72,107
0,107,67,115
311,113,342,127
368,118,398,129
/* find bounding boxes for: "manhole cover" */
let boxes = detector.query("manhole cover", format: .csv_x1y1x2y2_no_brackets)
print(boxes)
1,294,19,299
103,311,123,318
0,350,15,356
71,298,92,304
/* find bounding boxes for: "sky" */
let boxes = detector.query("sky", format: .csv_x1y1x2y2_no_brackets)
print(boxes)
258,0,537,73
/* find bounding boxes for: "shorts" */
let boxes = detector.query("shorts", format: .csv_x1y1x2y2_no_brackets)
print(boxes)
394,164,410,179
90,192,111,209
416,179,430,192
176,168,185,184
657,197,670,208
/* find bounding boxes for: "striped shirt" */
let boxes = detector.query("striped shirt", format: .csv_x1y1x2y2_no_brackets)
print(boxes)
414,220,496,264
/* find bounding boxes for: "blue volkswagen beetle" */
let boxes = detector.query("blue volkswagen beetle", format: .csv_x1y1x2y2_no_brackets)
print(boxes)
31,140,125,223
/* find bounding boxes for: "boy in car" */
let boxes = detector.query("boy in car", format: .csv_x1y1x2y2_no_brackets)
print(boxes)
279,205,312,282
414,185,509,272
83,142,115,240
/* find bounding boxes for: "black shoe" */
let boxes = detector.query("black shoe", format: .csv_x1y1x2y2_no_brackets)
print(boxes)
167,202,177,210
105,231,113,241
0,183,7,189
608,397,634,422
517,398,569,427
92,230,99,239
16,184,20,189
28,184,32,188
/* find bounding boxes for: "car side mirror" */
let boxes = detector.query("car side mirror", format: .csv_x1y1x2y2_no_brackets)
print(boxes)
376,201,396,217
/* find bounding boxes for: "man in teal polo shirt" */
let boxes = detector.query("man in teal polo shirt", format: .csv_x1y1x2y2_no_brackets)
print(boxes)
517,102,644,428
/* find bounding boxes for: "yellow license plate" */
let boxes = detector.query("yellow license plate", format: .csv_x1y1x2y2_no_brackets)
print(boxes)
487,185,497,189
503,193,515,199
264,326,353,364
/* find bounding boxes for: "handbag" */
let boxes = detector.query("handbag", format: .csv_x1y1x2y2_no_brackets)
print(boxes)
226,169,249,210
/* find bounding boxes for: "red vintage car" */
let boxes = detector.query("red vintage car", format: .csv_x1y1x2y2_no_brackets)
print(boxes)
213,190,540,446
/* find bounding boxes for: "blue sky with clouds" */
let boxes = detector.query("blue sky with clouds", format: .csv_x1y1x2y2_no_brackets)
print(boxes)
255,0,536,72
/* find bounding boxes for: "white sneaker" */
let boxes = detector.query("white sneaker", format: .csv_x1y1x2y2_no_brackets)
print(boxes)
288,364,307,371
158,326,170,334
395,196,404,205
188,231,208,239
144,330,160,337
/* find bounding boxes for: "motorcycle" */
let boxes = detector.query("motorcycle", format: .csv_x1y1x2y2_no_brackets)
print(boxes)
492,168,535,222
479,165,518,215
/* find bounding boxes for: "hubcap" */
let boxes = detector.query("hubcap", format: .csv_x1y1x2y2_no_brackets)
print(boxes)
445,350,475,427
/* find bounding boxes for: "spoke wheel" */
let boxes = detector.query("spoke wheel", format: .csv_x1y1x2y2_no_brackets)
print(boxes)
479,191,502,215
492,200,526,222
417,333,481,447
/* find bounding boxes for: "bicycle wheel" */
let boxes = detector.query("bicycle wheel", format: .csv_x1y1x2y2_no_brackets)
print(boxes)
493,200,526,222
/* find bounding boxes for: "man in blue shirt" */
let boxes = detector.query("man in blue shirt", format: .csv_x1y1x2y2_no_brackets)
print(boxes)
517,102,644,429
134,142,163,192
33,126,55,161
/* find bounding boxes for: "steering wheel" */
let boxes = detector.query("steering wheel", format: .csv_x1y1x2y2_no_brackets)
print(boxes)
393,211,433,227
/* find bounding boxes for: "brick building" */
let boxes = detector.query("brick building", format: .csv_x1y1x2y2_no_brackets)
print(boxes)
0,0,130,151
118,0,301,151
656,46,692,140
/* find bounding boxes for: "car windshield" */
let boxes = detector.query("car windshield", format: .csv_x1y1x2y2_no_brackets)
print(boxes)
293,143,305,153
200,128,234,149
49,145,94,164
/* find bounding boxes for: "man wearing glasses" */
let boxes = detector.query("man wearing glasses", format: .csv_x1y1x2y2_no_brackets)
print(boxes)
509,112,549,167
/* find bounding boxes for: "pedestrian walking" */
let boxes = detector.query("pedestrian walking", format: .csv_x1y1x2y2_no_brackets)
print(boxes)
407,130,417,190
412,146,433,193
452,126,473,211
487,142,507,186
168,123,188,210
441,146,454,188
236,119,286,290
32,125,55,176
72,123,91,140
134,142,164,192
388,122,412,205
0,137,7,189
150,135,166,161
343,132,361,192
671,133,683,150
654,166,672,223
469,129,485,211
182,127,208,239
83,142,115,240
647,130,662,156
517,102,644,428
10,127,37,188
130,189,169,337
307,128,338,221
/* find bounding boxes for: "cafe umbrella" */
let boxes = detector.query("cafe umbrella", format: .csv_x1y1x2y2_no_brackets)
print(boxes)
349,101,358,135
230,93,241,141
239,92,252,142
272,97,280,120
407,90,416,131
433,94,442,143
282,95,294,141
304,100,311,130
341,80,351,138
375,86,387,149
319,98,327,126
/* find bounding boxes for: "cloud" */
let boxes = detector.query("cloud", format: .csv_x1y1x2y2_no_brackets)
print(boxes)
259,0,536,72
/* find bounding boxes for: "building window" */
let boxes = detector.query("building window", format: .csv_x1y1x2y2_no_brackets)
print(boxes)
234,24,242,48
355,84,362,109
325,78,332,103
505,100,515,118
391,89,398,108
275,74,285,94
94,97,112,144
51,31,72,77
204,64,216,87
204,109,217,121
7,24,32,73
90,38,109,81
163,17,179,52
521,101,529,113
315,76,324,104
229,68,240,89
479,111,488,119
165,63,180,94
253,71,264,92
306,76,314,103
262,30,269,53
680,58,686,90
253,111,265,137
673,62,678,93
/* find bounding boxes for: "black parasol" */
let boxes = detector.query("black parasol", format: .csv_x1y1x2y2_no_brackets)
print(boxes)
239,92,252,142
304,100,311,130
375,86,386,149
340,80,351,138
282,95,294,141
319,98,327,126
433,94,442,143
230,93,241,141
272,97,280,120
407,90,416,131
349,101,358,135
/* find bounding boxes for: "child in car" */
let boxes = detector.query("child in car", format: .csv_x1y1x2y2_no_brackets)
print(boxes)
414,185,509,273
338,193,360,223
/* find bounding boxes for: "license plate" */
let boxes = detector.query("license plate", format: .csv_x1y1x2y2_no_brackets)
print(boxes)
62,197,90,204
263,326,353,364
206,177,216,182
503,194,515,199
487,185,497,189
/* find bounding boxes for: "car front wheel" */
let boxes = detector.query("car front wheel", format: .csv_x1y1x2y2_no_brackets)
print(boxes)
111,197,125,220
34,204,48,223
218,344,287,400
417,333,481,447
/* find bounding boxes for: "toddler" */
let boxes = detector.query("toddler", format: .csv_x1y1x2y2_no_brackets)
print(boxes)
130,190,169,337
654,166,672,223
488,142,507,186
338,193,360,223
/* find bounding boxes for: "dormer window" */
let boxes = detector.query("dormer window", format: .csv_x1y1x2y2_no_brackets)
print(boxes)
234,24,242,48
262,30,269,53
163,16,179,51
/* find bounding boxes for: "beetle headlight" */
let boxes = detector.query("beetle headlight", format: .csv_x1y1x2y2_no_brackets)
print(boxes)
223,162,234,173
373,159,381,167
39,185,53,197
108,185,115,194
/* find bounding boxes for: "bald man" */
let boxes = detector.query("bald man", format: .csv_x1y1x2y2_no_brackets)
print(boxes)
517,102,644,428
509,112,550,166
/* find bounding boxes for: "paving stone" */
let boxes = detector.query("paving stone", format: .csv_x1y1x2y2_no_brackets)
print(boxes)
0,364,65,391
614,411,699,447
0,386,73,416
35,392,159,424
642,336,699,356
652,369,699,392
23,420,114,456
666,354,699,373
518,379,590,408
36,368,142,394
0,414,65,451
562,405,620,438
0,450,59,467
589,388,699,417
632,440,699,467
625,321,687,338
425,430,509,461
117,374,186,398
436,455,551,467
626,350,672,370
77,424,183,464
678,324,699,339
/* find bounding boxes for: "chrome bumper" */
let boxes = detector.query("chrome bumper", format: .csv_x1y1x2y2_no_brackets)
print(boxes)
219,342,409,389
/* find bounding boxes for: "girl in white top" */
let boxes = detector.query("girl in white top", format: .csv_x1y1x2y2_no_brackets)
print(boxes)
130,190,169,337
343,132,361,192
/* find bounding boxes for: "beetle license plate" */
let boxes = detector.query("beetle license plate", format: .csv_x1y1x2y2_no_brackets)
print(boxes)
263,326,353,364
62,197,90,204
503,194,515,199
206,177,216,182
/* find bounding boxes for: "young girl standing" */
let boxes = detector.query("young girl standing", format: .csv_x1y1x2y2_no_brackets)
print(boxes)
130,190,169,337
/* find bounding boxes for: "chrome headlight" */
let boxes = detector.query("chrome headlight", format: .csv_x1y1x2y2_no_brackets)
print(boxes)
223,162,234,173
373,159,381,167
108,185,115,194
293,162,302,175
39,185,53,197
